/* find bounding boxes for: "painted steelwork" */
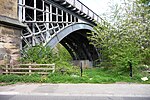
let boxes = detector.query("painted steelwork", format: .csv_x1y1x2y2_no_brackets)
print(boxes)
18,0,102,61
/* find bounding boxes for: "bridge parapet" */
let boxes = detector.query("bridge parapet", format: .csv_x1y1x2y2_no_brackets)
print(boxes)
53,0,103,23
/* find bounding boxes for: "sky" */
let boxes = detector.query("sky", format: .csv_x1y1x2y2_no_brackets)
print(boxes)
80,0,123,15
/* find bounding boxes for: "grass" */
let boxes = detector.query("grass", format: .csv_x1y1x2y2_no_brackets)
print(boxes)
0,68,150,85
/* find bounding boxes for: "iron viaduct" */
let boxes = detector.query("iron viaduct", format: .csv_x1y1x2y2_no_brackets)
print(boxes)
0,0,104,66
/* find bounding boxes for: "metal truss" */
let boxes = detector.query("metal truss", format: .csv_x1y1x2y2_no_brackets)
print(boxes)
18,0,103,49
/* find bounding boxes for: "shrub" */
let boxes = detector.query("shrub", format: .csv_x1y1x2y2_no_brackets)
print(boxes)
20,44,78,75
89,0,150,73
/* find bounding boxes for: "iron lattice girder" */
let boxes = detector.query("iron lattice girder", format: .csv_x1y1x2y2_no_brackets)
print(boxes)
18,0,103,48
18,0,100,61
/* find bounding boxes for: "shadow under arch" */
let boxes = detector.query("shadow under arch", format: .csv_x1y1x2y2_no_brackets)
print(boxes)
45,23,99,61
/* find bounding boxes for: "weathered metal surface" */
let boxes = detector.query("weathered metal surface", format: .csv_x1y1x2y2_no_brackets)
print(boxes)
18,0,101,61
46,23,93,48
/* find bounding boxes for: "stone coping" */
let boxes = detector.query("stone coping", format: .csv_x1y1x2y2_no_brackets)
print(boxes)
0,15,26,29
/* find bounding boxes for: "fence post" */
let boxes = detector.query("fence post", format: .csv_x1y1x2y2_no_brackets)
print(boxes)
128,61,133,78
29,66,31,75
80,61,83,77
52,64,55,73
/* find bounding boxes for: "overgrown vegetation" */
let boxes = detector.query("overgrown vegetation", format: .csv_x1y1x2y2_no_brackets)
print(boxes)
89,0,150,74
20,45,54,64
20,44,78,74
0,0,149,85
0,68,149,84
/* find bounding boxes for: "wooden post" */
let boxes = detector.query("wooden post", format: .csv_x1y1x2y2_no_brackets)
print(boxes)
29,66,31,75
52,64,55,73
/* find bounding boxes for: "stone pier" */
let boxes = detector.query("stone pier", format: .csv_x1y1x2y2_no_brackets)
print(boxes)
0,0,25,66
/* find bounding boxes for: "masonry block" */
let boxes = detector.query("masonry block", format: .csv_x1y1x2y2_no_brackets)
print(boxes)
0,0,18,19
0,26,21,65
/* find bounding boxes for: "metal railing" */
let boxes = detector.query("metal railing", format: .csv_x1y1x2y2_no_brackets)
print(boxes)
66,0,104,23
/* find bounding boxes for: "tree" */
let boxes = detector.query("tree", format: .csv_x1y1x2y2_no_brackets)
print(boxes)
89,0,150,72
140,0,150,5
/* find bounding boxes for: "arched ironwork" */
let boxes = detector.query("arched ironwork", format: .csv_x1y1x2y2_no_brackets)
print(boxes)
18,0,102,61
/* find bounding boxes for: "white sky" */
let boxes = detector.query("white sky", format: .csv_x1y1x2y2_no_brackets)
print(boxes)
80,0,123,15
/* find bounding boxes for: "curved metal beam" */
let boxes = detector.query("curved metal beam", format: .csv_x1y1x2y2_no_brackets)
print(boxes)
45,23,93,48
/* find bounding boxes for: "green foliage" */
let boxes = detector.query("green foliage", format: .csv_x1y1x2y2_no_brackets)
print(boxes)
140,0,150,5
89,0,150,73
0,68,149,84
55,44,72,62
20,44,68,65
52,44,78,74
20,44,77,74
20,45,55,64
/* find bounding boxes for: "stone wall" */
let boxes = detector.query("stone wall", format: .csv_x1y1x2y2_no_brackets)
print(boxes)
0,0,24,67
0,25,21,65
0,0,18,19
